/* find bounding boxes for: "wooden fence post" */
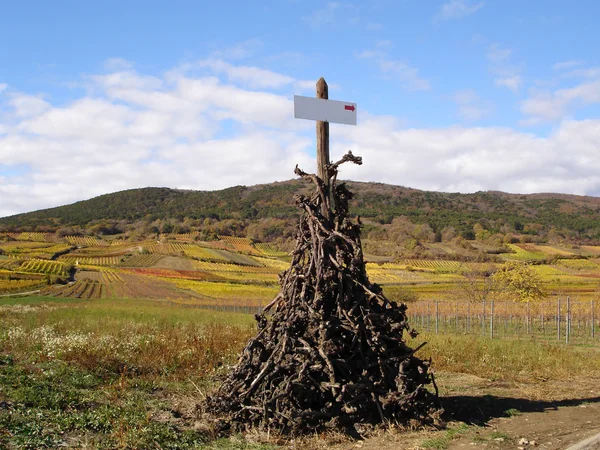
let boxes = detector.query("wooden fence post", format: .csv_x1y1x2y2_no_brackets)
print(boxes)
592,299,595,339
481,299,485,336
427,300,431,331
566,296,570,345
435,300,439,334
467,302,470,333
557,298,561,341
490,299,494,339
455,302,459,331
316,78,330,217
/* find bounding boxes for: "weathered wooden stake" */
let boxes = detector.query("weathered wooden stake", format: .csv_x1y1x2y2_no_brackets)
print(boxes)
566,296,571,345
490,299,494,339
557,297,561,341
316,77,330,215
592,299,595,339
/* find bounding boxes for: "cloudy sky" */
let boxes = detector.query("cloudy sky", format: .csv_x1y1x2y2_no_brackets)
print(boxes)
1,0,599,217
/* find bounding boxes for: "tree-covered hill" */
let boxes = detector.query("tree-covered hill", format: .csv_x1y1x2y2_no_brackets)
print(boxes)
3,180,600,243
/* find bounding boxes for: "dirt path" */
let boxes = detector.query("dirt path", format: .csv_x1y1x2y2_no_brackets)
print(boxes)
320,373,600,450
444,393,600,449
439,373,600,450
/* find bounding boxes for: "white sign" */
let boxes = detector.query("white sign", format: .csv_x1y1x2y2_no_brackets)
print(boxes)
294,95,357,126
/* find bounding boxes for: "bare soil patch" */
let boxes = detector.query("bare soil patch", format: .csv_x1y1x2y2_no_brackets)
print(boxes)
152,256,195,270
76,270,103,281
314,373,600,450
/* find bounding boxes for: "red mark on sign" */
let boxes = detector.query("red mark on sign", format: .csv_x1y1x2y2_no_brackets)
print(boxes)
344,105,355,112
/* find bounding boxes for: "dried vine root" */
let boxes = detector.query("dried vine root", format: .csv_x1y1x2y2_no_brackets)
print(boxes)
205,152,443,435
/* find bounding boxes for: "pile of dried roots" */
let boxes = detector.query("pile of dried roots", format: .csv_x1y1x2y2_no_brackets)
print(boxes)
206,152,442,435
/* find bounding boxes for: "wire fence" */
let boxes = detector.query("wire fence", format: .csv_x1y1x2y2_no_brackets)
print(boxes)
187,296,599,345
408,297,598,344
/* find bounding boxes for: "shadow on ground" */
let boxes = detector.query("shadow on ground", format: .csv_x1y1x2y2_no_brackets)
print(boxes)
443,394,600,425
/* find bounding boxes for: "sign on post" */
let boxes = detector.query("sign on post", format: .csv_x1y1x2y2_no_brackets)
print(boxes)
294,78,357,216
294,95,357,126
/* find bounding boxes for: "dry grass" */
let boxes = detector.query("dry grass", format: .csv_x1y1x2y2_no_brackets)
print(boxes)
412,332,600,382
2,295,600,449
0,298,255,379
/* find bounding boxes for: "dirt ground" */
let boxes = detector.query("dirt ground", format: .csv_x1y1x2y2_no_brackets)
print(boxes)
318,373,600,450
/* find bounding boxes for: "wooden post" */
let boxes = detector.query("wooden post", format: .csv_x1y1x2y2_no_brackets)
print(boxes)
490,299,494,339
455,302,459,331
566,296,570,345
467,301,470,333
316,78,330,216
427,301,431,331
557,297,561,341
592,299,595,339
481,299,485,336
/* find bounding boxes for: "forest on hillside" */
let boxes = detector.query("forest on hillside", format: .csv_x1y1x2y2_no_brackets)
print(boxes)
2,180,600,259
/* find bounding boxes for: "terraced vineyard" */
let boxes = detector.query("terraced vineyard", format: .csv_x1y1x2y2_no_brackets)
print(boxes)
118,254,165,267
504,243,549,262
219,236,262,255
254,242,288,257
142,242,231,261
3,231,600,326
59,256,121,266
556,258,600,271
42,279,104,298
0,278,46,294
15,232,52,241
0,242,72,259
19,259,70,277
0,260,19,270
65,236,105,247
162,232,200,241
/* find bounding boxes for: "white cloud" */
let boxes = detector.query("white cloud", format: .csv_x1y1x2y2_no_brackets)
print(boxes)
0,62,314,217
3,61,600,218
103,57,134,71
378,60,431,91
357,45,430,91
303,2,359,29
0,83,7,94
212,39,264,60
486,44,523,93
553,60,583,71
451,90,493,120
521,79,600,124
304,2,340,27
197,59,295,89
562,67,600,79
334,117,600,197
494,76,522,92
486,44,511,63
436,0,484,21
8,93,51,118
366,23,383,31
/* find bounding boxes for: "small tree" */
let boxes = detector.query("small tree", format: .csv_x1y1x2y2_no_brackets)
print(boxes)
492,261,545,303
458,264,497,304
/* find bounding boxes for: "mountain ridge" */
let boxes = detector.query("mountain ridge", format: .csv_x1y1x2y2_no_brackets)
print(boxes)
2,180,600,243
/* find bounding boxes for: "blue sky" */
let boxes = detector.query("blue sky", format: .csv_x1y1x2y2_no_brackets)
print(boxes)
1,0,600,217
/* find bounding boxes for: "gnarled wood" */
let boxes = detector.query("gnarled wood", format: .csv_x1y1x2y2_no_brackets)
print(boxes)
205,153,442,436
